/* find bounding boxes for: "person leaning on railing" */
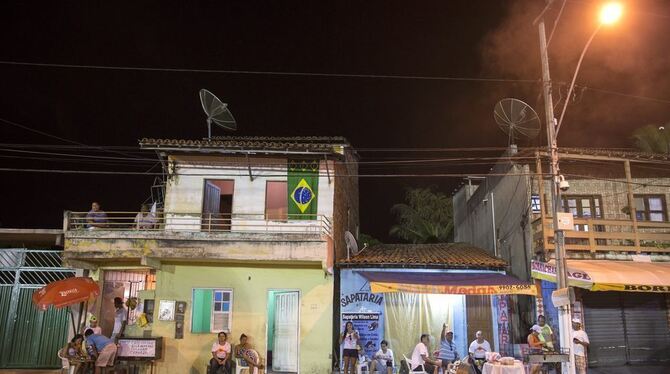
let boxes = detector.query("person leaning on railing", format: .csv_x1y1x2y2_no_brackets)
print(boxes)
86,201,108,229
135,204,157,229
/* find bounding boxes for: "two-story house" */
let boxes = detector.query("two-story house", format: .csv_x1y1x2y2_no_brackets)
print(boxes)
63,136,359,373
454,147,670,369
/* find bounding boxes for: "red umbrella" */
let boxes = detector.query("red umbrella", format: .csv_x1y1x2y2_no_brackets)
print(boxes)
32,276,100,311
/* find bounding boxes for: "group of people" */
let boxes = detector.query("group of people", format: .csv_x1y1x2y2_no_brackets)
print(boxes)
340,321,493,374
209,331,264,374
85,201,157,229
527,315,590,374
60,297,128,374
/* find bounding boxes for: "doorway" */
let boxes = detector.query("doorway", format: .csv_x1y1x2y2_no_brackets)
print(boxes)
202,180,234,231
267,290,299,373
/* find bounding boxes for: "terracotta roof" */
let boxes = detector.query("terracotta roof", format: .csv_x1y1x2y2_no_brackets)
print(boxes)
339,243,507,269
139,136,352,154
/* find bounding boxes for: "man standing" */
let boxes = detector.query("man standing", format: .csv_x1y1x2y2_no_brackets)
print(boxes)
84,329,117,374
86,202,108,229
537,315,555,351
572,319,590,374
468,331,491,374
111,297,127,341
411,334,440,374
439,323,459,371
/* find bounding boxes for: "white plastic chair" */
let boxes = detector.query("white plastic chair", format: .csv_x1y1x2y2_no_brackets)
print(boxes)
357,359,369,374
236,349,263,374
57,349,76,374
402,354,427,374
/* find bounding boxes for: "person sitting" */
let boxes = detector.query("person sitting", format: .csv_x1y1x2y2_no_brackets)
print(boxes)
61,334,88,374
134,204,157,229
357,346,370,372
468,331,491,374
86,202,108,229
371,340,394,374
439,324,459,372
234,334,264,374
211,331,232,374
411,334,440,374
84,329,117,374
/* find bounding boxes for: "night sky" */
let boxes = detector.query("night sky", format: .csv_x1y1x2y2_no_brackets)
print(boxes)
1,1,669,241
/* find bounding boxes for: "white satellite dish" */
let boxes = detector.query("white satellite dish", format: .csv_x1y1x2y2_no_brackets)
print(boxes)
345,231,359,260
199,89,237,139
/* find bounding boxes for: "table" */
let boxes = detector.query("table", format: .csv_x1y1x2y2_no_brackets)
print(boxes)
482,362,525,374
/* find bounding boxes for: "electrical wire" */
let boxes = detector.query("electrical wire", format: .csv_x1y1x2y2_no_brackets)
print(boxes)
0,60,540,84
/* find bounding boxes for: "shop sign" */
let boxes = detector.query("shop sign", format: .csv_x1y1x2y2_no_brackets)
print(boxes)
496,296,510,356
340,292,383,307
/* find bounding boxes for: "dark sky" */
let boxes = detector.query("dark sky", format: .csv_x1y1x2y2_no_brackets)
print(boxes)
1,1,669,241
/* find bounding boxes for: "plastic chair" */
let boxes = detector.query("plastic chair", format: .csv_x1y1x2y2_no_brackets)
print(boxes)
57,349,76,374
357,359,369,374
402,354,427,374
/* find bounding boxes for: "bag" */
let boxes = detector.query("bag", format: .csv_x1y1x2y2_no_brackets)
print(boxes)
399,359,410,374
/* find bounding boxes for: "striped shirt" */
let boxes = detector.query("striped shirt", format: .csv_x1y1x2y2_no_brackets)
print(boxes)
440,339,459,362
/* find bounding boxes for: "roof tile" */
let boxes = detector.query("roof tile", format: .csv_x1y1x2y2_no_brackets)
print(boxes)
339,242,506,269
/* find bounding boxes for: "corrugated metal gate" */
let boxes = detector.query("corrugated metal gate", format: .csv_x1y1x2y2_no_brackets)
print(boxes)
583,291,670,367
0,249,75,369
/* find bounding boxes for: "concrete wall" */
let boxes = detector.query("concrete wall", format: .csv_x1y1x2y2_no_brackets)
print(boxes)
164,155,335,219
123,264,333,374
454,163,533,281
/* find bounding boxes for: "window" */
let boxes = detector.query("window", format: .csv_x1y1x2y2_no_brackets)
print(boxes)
192,288,233,333
562,195,603,219
634,195,667,222
266,181,288,220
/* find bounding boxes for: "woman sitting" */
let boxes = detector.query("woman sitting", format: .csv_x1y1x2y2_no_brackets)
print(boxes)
234,334,264,374
60,334,89,374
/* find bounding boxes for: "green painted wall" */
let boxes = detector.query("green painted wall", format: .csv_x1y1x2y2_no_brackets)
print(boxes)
267,290,276,352
126,264,333,374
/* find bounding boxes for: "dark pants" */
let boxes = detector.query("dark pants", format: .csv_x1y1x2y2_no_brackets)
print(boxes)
210,358,230,374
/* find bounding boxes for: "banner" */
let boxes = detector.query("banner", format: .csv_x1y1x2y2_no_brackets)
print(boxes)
369,282,537,296
530,260,593,289
288,159,319,220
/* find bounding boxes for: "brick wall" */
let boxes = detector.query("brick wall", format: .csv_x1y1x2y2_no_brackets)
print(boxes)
332,150,360,261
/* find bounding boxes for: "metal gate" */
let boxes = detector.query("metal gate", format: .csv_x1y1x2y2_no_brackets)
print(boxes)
583,291,670,367
0,248,75,369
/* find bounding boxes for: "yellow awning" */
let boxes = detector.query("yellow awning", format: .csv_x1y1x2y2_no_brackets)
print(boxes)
531,260,670,293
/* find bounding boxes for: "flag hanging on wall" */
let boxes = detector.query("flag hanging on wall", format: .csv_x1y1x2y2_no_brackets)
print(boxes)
288,159,319,220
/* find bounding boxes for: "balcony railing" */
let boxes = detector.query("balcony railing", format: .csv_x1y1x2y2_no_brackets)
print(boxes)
532,216,670,253
64,211,333,237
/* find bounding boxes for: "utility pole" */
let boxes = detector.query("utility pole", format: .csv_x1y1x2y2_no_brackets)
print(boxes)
538,18,575,374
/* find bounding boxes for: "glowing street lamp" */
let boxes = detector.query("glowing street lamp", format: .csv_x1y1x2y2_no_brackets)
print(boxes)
600,2,623,25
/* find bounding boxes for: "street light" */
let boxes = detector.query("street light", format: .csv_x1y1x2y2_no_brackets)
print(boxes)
537,2,622,374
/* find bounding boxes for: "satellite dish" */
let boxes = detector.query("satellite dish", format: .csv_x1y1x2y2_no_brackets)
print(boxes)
199,89,237,139
345,231,360,259
493,98,541,145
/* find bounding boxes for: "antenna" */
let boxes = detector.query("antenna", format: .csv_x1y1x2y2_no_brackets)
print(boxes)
199,89,237,139
345,231,365,260
493,98,541,145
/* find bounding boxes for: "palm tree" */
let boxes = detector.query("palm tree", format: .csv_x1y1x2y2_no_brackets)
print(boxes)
389,187,453,243
632,124,670,154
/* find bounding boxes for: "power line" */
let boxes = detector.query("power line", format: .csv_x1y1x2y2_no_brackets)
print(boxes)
0,60,540,84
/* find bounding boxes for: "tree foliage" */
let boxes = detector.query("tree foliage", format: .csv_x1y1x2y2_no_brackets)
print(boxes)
389,187,453,244
632,124,670,154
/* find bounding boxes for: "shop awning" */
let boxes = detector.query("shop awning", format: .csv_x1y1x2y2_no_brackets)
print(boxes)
531,260,670,292
357,271,537,296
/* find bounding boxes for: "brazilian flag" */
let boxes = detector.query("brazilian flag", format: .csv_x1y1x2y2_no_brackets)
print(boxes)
288,159,319,220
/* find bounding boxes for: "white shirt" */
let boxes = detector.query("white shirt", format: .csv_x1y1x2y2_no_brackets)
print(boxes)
468,339,491,359
411,342,429,370
211,341,231,359
374,348,394,367
572,330,589,357
342,330,358,350
113,307,127,334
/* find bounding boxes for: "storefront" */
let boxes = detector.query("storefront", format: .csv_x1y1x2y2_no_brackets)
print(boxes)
338,243,537,367
532,259,670,367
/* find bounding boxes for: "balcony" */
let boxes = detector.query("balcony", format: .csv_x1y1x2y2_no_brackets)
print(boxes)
532,216,670,255
63,211,333,268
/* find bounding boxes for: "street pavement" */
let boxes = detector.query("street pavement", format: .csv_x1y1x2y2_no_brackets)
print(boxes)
589,365,670,374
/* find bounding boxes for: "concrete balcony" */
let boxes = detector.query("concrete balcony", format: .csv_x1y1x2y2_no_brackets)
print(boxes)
62,211,333,269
